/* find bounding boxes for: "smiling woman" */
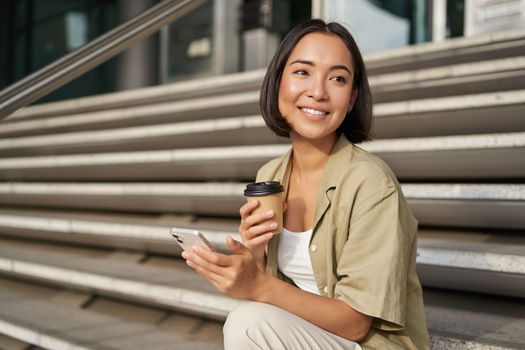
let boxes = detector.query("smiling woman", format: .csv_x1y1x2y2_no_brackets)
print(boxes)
182,19,430,350
277,32,358,143
260,20,372,144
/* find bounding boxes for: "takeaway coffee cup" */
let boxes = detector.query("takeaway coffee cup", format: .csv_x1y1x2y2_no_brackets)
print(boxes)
244,181,284,235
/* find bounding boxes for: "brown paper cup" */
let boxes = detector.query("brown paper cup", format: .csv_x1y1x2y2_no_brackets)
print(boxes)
245,191,284,234
244,181,284,235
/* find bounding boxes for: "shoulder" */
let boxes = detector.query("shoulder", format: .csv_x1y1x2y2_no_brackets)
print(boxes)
338,143,400,191
326,142,410,219
341,144,416,223
256,153,288,182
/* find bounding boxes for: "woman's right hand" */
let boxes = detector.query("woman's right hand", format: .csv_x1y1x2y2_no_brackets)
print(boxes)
238,199,276,271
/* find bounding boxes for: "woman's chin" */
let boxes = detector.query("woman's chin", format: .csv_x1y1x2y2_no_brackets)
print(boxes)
290,129,337,142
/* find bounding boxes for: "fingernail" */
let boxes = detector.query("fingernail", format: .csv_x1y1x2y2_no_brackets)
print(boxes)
192,245,200,253
270,222,277,229
181,251,188,259
251,199,258,205
266,210,274,217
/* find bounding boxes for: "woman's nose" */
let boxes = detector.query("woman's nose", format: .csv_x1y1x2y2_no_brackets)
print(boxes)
307,77,328,101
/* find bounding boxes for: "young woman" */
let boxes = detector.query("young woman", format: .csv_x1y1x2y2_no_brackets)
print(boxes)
182,19,430,350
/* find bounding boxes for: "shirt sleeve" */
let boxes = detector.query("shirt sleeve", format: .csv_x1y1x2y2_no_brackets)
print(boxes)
333,185,415,331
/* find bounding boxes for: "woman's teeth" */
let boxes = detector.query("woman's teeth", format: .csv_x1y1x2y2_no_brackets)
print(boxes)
301,108,328,116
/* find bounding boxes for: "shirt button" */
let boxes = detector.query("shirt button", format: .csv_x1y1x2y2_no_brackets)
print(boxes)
310,244,317,252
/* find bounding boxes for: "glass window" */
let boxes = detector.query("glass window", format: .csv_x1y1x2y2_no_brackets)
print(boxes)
0,0,118,103
65,11,89,50
166,0,214,81
446,0,464,38
164,0,311,80
325,0,430,53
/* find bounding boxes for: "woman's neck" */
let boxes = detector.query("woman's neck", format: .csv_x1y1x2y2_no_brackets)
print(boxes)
289,132,338,177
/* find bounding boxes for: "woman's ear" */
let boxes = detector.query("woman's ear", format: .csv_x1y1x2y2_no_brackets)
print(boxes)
348,88,358,112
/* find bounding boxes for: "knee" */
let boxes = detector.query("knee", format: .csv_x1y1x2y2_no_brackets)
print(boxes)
224,302,260,337
223,302,280,348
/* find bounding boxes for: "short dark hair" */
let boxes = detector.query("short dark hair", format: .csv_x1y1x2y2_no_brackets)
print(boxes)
259,19,373,144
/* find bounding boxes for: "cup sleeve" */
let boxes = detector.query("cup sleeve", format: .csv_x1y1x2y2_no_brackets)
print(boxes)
333,186,414,330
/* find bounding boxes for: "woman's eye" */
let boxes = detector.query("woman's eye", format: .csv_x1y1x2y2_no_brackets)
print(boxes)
293,70,308,76
331,76,347,83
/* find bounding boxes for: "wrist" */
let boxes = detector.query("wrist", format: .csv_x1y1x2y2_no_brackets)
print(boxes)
249,271,273,302
255,254,266,272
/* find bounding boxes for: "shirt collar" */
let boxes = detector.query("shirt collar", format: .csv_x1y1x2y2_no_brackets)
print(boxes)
318,134,354,192
276,134,353,186
277,134,354,228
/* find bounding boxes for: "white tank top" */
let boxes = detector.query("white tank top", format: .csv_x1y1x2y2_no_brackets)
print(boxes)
277,227,320,295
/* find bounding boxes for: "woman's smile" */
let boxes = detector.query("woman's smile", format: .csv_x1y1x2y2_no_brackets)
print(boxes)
299,106,330,120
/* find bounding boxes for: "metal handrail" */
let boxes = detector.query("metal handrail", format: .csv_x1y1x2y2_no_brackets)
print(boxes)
0,0,181,104
0,0,207,120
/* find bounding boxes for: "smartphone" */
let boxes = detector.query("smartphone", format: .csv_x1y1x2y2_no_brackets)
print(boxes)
169,227,216,252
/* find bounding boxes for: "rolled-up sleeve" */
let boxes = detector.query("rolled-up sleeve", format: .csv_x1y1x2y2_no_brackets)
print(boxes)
334,185,413,330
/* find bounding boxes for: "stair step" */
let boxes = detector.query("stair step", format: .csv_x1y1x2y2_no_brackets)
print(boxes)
416,230,525,298
0,91,260,138
424,288,525,350
0,133,523,180
0,115,279,157
374,90,525,138
430,335,516,350
0,208,238,254
0,238,522,349
2,90,524,139
8,69,266,121
366,28,525,74
0,208,523,298
0,333,33,350
370,56,525,102
0,143,286,181
0,183,522,229
0,237,240,318
1,115,521,158
0,276,223,350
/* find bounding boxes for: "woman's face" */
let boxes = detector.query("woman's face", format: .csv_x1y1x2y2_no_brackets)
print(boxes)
278,32,357,143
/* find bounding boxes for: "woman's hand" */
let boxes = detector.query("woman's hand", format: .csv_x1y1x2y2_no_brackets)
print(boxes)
238,199,277,270
182,236,269,300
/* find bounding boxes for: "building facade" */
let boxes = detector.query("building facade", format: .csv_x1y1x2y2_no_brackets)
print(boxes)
1,0,523,103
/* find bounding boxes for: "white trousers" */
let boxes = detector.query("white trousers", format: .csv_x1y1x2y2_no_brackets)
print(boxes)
223,301,363,350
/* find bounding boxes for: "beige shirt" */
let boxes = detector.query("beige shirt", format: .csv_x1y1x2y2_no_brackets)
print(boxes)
256,135,430,349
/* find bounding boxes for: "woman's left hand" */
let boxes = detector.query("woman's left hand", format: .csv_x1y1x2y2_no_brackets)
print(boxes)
182,236,268,300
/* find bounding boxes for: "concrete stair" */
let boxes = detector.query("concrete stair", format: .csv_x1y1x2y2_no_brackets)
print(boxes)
0,277,224,350
0,183,523,229
364,28,525,74
0,237,523,349
0,209,522,298
0,132,524,180
1,90,524,139
0,27,524,349
369,56,525,102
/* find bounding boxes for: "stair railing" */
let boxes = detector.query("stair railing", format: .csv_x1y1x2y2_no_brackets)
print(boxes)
0,0,207,120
